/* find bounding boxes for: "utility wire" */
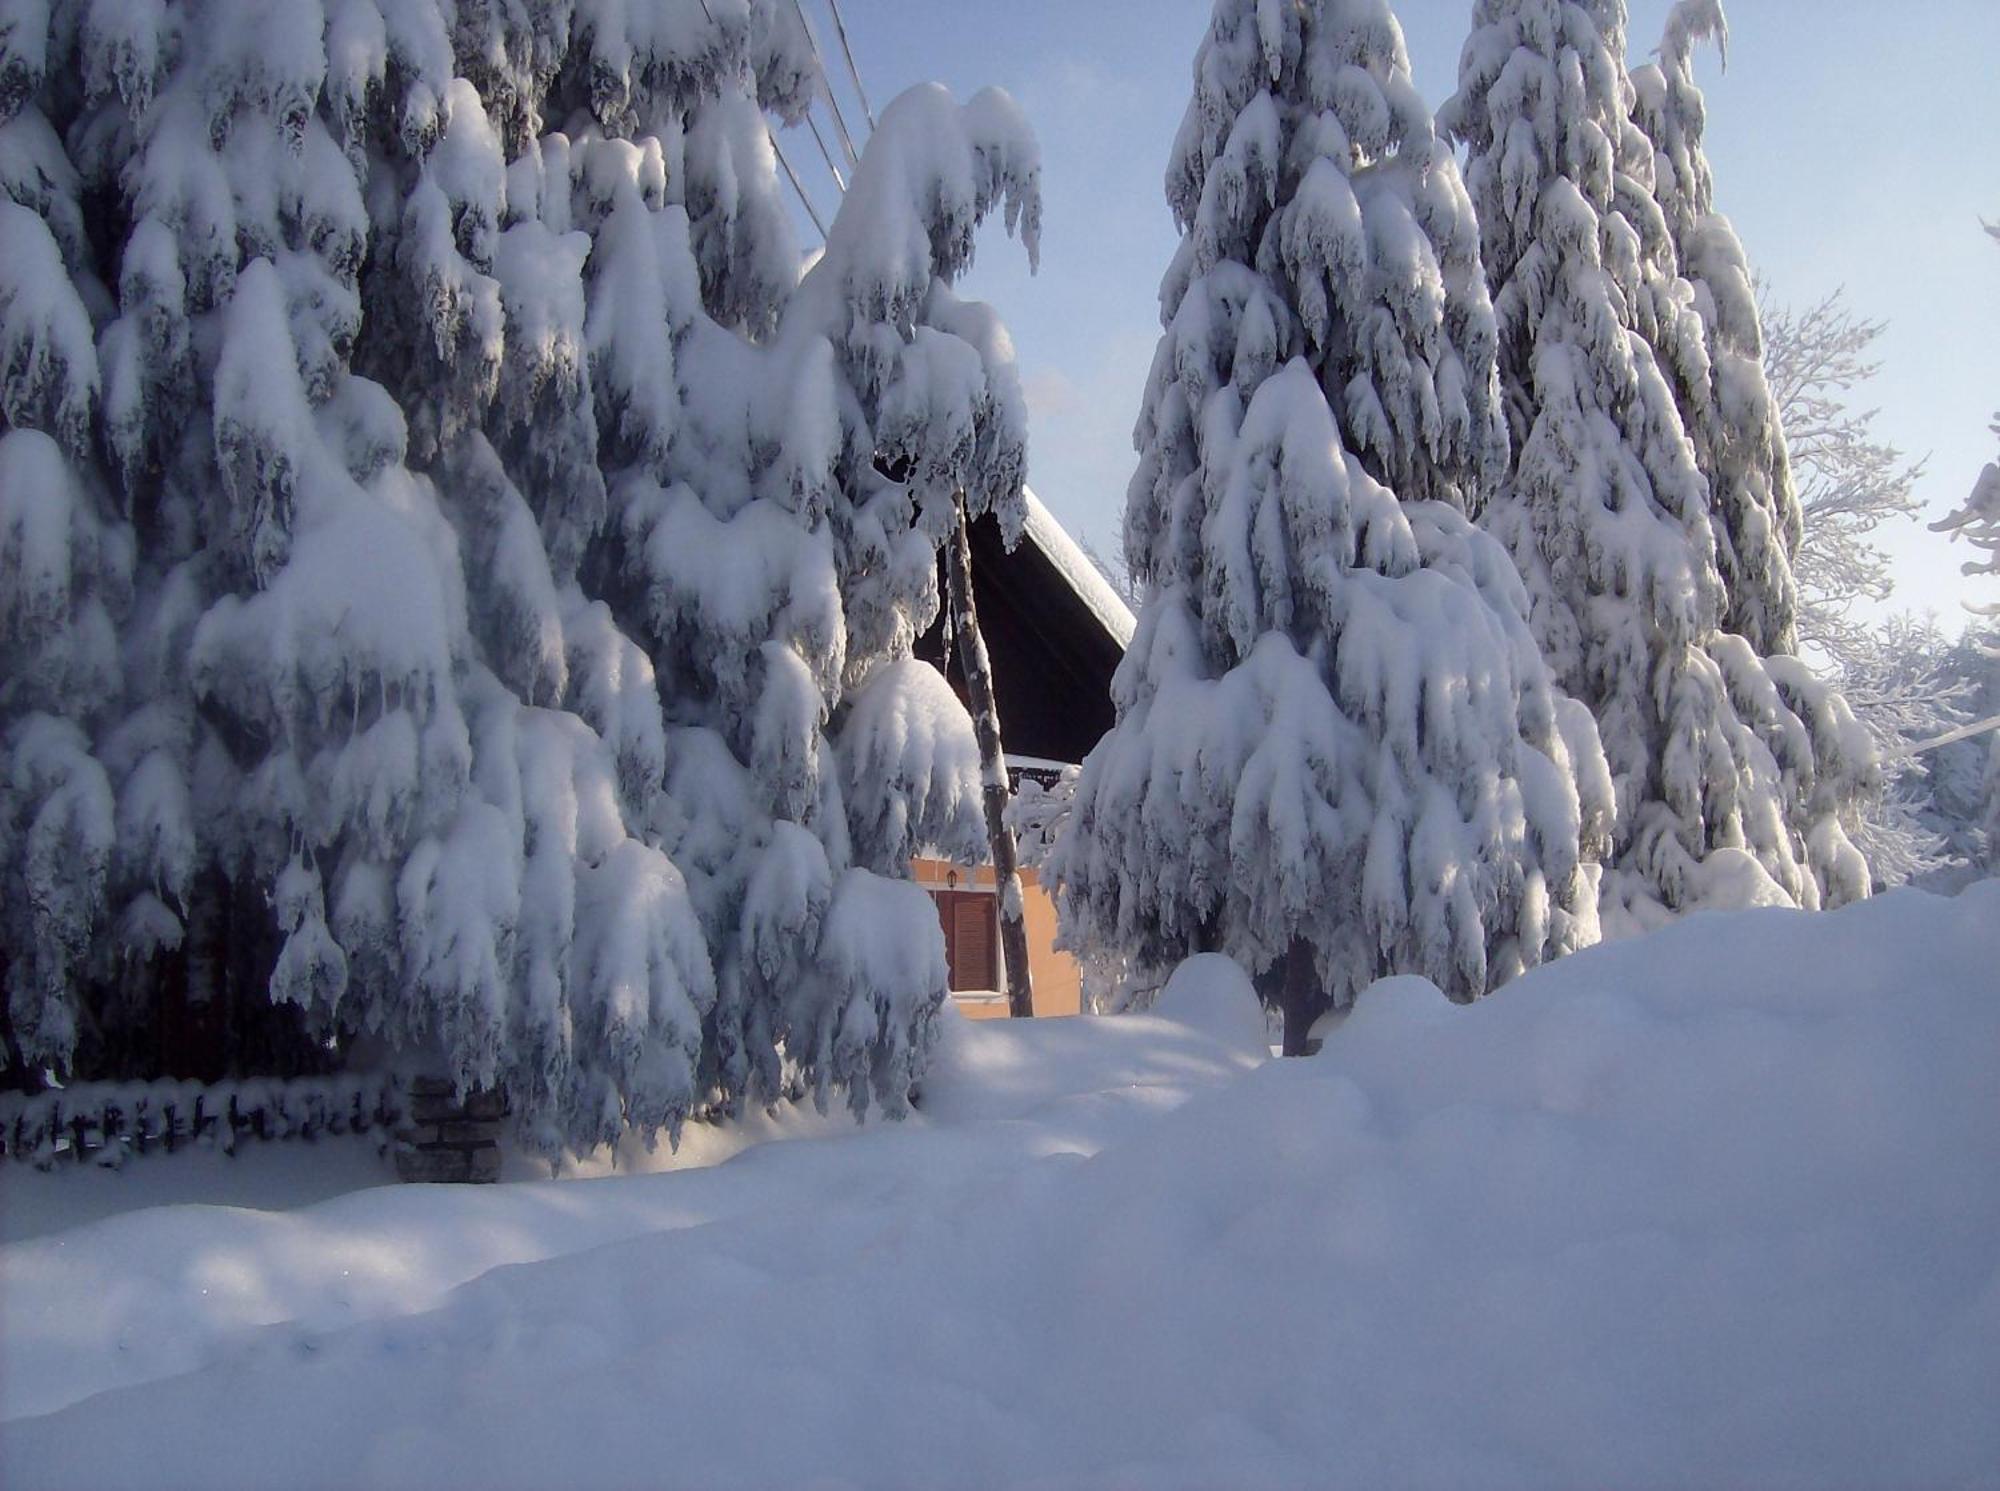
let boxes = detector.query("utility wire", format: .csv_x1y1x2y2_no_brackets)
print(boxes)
694,0,832,239
823,0,877,130
805,110,848,194
772,132,829,239
788,0,863,169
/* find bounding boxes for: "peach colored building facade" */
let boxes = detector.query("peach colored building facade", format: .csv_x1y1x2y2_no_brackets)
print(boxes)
910,856,1082,1019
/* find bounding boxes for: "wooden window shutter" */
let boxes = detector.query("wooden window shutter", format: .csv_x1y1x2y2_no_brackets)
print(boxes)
952,894,996,991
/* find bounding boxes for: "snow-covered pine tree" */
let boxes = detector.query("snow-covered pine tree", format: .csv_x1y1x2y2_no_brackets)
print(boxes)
1628,0,1796,656
1442,0,1869,930
589,80,1040,1118
1,17,142,1083
0,1,1025,1152
0,1,735,1152
1626,0,1874,899
1055,0,1613,1053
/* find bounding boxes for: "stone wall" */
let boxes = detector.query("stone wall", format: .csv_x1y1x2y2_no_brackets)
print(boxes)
393,1078,504,1183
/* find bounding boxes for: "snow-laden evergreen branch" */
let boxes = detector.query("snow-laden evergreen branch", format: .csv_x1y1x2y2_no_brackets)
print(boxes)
0,0,1039,1151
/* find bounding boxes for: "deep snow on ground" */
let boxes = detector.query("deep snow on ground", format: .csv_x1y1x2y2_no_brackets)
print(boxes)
3,885,1998,1490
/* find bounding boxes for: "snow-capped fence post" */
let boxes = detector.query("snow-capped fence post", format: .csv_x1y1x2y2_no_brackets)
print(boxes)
0,1077,403,1167
946,493,1035,1019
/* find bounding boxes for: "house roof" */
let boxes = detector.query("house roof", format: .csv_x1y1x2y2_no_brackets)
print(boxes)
914,489,1133,768
1018,490,1136,650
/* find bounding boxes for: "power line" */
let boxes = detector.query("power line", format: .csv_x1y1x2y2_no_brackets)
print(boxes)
771,131,828,240
788,0,863,169
805,109,848,195
692,0,832,240
823,0,876,131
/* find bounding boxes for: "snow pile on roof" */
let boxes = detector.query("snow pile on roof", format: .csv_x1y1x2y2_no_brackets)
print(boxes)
4,885,1997,1489
1021,486,1136,648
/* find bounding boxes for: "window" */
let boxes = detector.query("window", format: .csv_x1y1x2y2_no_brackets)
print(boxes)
930,889,999,992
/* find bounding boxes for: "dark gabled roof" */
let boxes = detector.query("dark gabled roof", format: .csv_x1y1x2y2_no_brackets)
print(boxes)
915,491,1134,768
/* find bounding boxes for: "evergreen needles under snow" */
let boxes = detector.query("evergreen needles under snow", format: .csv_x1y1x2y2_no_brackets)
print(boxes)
0,1,1040,1155
1440,0,1871,931
1054,0,1614,1052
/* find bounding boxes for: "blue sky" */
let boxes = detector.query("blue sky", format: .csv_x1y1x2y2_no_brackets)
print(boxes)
779,1,2000,620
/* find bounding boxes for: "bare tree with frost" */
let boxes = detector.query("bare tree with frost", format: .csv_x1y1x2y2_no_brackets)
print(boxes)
1442,0,1870,932
0,0,1032,1153
1754,285,1958,883
1055,0,1613,1054
1930,225,2000,867
1760,289,1928,660
1827,614,1971,885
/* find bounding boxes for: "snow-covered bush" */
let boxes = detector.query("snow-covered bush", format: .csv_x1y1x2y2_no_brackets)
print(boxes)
1055,0,1612,1053
1442,0,1870,930
0,2,1037,1153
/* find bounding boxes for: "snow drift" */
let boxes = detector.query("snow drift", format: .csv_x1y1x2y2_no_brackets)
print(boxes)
3,884,1997,1489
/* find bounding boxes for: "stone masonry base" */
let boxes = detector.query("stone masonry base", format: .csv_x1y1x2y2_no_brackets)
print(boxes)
393,1076,505,1183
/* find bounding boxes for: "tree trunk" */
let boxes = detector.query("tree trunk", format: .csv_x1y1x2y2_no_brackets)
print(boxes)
945,494,1035,1020
1276,939,1330,1058
0,954,40,1094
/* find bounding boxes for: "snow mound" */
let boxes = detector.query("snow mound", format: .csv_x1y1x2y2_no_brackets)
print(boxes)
4,886,1998,1489
921,988,1265,1125
1151,952,1268,1058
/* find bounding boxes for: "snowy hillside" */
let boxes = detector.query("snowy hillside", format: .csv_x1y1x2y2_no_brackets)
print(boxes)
4,883,1996,1490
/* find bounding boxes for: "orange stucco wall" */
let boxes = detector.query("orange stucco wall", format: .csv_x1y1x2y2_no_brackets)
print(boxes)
910,858,1082,1019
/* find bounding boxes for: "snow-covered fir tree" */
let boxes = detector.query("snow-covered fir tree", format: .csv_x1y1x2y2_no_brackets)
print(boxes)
1628,0,1798,655
589,80,1040,1116
1626,1,1874,895
1442,0,1870,930
1055,0,1614,1053
0,1,1035,1152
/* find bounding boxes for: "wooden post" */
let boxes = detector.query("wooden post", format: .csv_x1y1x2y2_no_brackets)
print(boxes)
945,494,1036,1019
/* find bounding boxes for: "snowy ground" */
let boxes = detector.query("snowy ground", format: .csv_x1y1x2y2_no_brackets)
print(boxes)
3,885,1997,1491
